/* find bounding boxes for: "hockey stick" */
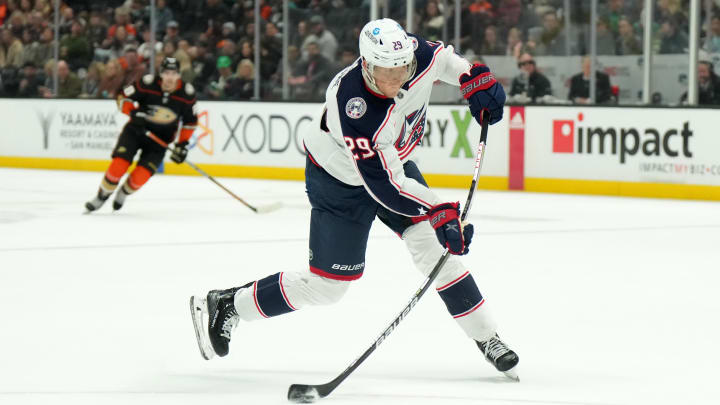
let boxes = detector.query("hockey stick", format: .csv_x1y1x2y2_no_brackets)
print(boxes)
287,115,490,403
145,131,283,214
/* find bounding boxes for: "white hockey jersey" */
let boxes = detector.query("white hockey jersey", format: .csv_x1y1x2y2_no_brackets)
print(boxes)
303,34,471,218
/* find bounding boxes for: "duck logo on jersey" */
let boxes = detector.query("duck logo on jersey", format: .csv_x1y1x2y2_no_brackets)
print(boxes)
144,105,178,125
345,97,367,119
395,107,427,152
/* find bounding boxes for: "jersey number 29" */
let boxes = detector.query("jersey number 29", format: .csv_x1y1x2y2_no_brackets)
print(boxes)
344,136,375,160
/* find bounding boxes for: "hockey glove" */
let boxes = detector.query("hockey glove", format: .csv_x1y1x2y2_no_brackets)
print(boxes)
459,63,505,125
427,202,474,255
170,142,189,164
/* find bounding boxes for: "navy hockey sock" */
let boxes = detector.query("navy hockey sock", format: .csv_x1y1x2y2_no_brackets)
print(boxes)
435,271,485,319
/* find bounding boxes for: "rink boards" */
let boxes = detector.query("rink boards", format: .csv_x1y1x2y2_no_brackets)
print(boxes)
0,98,718,201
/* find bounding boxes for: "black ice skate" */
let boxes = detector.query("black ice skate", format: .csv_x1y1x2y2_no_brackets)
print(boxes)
190,287,242,360
112,187,129,211
476,334,520,381
84,189,111,213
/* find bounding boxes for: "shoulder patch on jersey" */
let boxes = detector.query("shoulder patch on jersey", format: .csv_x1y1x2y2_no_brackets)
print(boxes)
122,85,135,97
411,37,418,50
185,83,195,95
345,97,367,119
142,74,154,85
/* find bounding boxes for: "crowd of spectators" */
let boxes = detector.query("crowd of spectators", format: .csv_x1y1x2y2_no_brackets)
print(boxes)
0,0,718,103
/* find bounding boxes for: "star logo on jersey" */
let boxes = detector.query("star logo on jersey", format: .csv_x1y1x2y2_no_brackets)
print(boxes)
345,97,367,119
418,207,428,216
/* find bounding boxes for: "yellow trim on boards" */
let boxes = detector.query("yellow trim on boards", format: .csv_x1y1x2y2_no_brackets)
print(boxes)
525,178,720,201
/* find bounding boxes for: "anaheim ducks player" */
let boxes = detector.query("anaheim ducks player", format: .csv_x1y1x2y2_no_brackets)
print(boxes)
190,19,519,380
85,57,198,212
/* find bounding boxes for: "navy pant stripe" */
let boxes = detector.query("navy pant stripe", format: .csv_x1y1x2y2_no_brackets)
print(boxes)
255,273,295,317
436,272,484,317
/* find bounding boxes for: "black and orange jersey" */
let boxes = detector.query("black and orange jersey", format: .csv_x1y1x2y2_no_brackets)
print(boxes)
118,74,198,144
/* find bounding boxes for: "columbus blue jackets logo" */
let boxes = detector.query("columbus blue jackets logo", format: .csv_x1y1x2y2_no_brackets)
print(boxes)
345,97,367,119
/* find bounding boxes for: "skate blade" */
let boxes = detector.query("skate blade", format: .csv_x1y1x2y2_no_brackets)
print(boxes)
189,296,216,360
502,368,520,382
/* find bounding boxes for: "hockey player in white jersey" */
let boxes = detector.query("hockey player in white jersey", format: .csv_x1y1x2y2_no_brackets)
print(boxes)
190,18,518,378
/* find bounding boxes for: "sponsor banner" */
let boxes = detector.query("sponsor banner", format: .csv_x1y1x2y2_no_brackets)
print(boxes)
0,99,125,158
525,107,720,186
0,99,509,179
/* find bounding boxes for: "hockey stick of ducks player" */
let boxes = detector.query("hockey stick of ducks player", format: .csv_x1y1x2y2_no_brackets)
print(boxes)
144,130,283,214
287,115,491,403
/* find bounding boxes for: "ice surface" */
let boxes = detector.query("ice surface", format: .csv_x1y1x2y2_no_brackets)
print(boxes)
1,168,718,405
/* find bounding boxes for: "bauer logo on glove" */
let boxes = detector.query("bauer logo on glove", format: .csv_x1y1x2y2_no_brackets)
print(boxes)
459,63,506,125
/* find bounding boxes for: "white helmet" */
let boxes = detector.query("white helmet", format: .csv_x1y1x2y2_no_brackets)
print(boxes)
358,18,416,90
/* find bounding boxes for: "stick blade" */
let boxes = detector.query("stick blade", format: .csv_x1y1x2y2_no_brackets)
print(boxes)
254,201,283,214
287,384,321,403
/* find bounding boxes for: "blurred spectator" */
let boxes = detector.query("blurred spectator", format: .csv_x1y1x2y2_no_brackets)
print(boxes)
26,11,45,41
464,0,493,51
189,40,215,91
225,58,254,100
97,58,124,99
164,20,180,43
600,0,634,34
568,56,612,104
108,8,137,40
22,27,53,67
478,25,504,56
336,46,358,70
594,18,616,55
420,1,445,41
60,18,92,71
207,55,235,99
196,0,230,34
38,58,54,97
536,11,568,56
217,39,239,71
659,18,688,54
656,0,687,29
2,28,24,68
497,0,537,36
506,27,524,59
292,20,310,49
289,40,333,101
680,61,720,105
152,0,174,34
53,60,82,98
79,61,103,98
87,10,109,49
704,15,720,53
220,22,239,43
260,22,282,78
616,17,642,55
17,61,45,98
509,52,552,102
239,38,253,60
119,45,144,86
104,25,132,61
58,6,75,37
137,26,157,62
0,0,7,27
469,0,494,18
302,15,337,62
